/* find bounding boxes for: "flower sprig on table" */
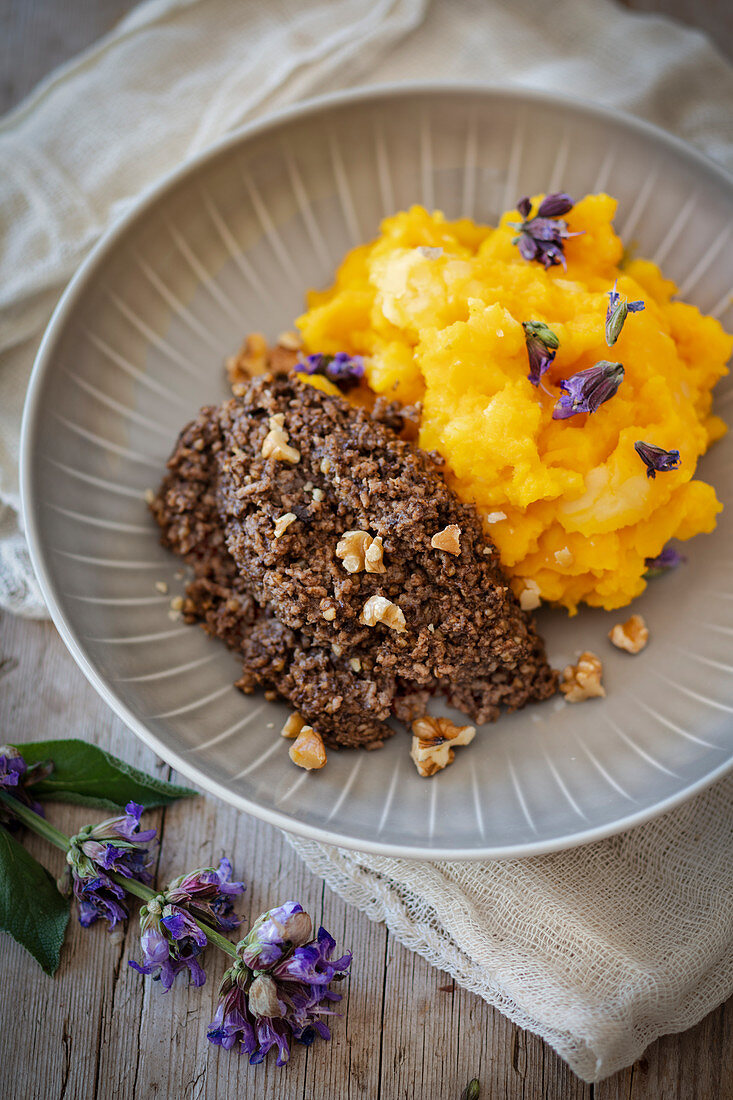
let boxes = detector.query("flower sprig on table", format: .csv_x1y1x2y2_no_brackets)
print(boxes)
0,740,351,1068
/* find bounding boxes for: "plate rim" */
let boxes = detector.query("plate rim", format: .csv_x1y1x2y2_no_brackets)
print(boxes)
21,80,733,860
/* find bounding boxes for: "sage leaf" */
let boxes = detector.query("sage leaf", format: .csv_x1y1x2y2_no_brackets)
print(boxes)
13,739,196,811
0,827,69,975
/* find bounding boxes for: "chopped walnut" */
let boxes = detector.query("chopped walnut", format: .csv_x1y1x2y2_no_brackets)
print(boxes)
143,488,155,505
281,712,306,739
609,614,649,654
554,547,574,567
227,332,301,388
360,594,406,633
560,651,606,703
364,536,385,573
517,578,542,611
431,525,461,556
336,530,386,574
170,595,184,612
261,415,300,464
322,606,336,622
273,512,297,539
289,725,327,770
349,657,362,672
155,581,168,594
226,332,269,386
410,716,476,777
486,511,506,523
312,488,325,503
276,330,302,351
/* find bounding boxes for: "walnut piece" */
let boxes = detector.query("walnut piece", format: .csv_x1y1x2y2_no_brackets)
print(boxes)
336,530,386,574
261,414,300,464
227,332,301,390
560,651,606,703
517,578,542,611
430,524,461,556
226,332,269,386
360,594,406,633
276,330,302,351
410,716,476,777
273,512,297,539
289,725,327,770
281,712,305,739
554,547,574,567
609,614,649,654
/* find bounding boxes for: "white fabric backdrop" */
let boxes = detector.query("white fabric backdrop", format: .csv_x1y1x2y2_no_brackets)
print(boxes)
1,0,732,1081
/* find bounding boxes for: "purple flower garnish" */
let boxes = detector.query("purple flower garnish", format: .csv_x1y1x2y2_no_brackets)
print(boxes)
645,545,686,576
296,352,365,393
60,801,156,929
605,282,645,346
239,900,312,970
522,321,559,386
208,902,352,1066
166,858,245,932
207,963,258,1054
510,193,582,270
535,192,574,218
634,441,681,479
129,895,208,990
129,857,245,990
552,361,624,420
0,745,52,826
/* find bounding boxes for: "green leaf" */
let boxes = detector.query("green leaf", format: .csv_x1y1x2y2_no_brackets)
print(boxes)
0,828,70,975
13,740,197,811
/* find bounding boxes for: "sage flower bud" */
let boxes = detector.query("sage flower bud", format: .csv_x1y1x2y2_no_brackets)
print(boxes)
605,282,645,345
60,801,156,929
634,440,681,479
208,903,351,1066
522,321,559,386
552,361,624,420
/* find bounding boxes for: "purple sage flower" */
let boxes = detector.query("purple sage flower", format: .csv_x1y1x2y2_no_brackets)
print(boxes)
129,858,245,990
0,745,52,826
510,193,582,270
605,282,645,346
522,321,559,386
552,361,625,420
165,858,245,932
634,441,681,479
296,352,365,392
645,545,686,576
208,902,352,1066
535,192,574,218
207,961,258,1054
239,900,312,970
129,895,208,990
60,801,156,929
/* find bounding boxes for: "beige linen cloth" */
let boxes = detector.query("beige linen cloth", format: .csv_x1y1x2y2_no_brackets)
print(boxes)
1,0,732,1081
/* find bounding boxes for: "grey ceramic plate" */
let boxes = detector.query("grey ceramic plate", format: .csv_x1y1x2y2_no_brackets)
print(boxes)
21,85,733,858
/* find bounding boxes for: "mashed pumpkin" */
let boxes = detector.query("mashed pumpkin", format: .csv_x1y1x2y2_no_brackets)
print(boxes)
297,196,732,613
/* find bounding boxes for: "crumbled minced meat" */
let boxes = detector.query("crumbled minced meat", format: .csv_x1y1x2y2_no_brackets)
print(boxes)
151,375,557,749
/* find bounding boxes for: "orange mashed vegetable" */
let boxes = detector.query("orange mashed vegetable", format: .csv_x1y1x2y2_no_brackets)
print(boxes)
297,196,732,613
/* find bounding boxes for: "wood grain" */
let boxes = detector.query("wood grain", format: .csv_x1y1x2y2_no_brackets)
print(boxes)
1,1,732,1096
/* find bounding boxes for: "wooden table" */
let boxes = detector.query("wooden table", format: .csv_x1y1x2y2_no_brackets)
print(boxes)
2,4,732,1098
